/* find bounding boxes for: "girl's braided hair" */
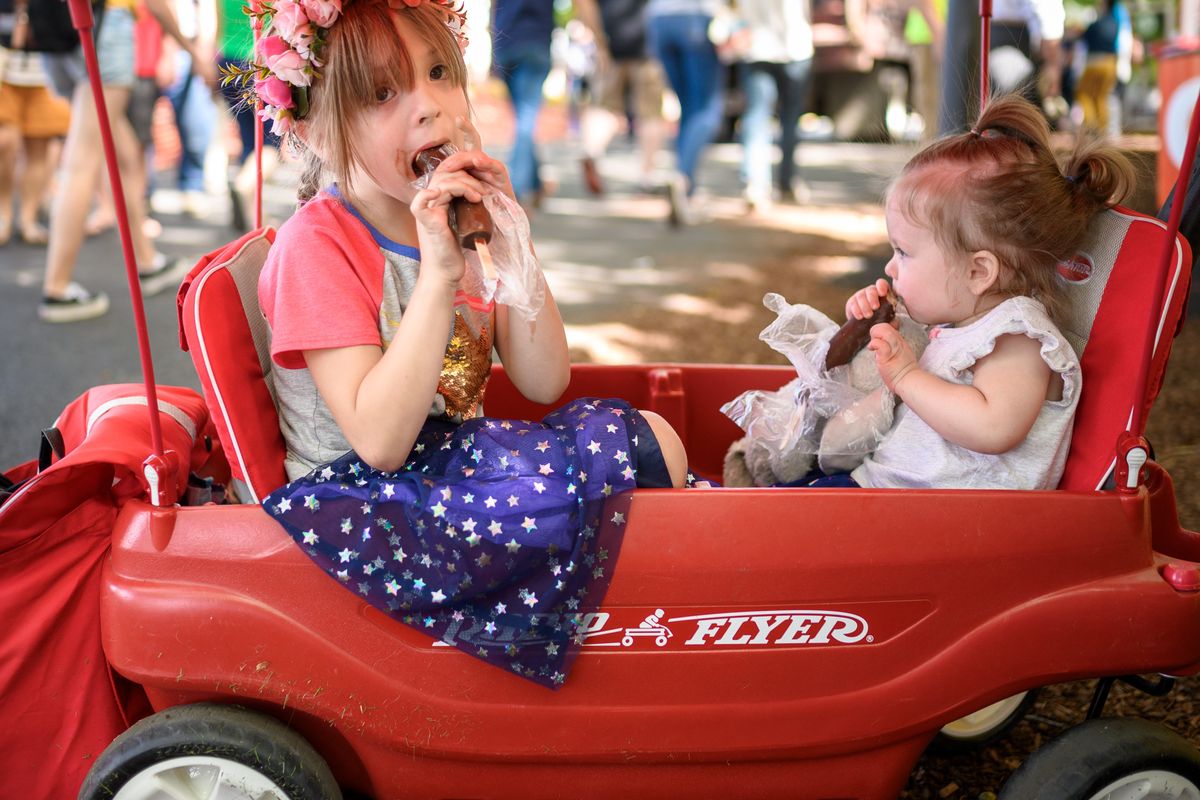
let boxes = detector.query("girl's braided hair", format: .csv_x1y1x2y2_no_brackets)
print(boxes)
890,94,1136,323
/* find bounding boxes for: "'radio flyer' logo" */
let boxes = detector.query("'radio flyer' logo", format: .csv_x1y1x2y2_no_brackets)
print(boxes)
1057,253,1095,284
578,609,872,649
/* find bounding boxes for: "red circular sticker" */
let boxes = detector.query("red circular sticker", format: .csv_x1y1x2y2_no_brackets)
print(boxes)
1057,253,1094,284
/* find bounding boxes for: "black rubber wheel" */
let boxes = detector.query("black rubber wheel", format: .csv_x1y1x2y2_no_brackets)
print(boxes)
931,689,1039,754
78,703,343,800
999,717,1200,800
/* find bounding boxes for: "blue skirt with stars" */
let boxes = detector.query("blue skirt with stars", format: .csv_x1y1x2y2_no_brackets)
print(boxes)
262,398,671,688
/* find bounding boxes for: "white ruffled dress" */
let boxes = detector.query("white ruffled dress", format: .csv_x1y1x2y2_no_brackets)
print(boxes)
852,296,1081,490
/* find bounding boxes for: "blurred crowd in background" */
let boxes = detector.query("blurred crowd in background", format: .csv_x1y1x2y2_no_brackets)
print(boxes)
0,0,1195,322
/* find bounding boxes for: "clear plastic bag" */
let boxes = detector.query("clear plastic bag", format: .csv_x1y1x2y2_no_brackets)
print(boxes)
478,191,544,325
721,293,906,483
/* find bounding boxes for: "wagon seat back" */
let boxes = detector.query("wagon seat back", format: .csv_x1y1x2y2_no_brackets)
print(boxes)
1055,206,1191,491
177,227,288,503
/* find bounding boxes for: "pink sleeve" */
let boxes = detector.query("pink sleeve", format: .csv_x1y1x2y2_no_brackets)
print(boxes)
259,199,386,370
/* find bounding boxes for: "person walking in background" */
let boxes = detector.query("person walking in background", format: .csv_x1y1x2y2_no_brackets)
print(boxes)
38,0,214,323
216,0,280,231
989,0,1066,115
573,0,666,196
0,0,71,246
904,0,944,142
645,0,723,226
88,0,168,240
1112,0,1136,135
1076,0,1121,133
490,0,554,208
937,0,1064,135
736,0,813,213
159,0,218,218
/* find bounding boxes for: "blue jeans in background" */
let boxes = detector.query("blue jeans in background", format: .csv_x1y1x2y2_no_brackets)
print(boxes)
646,12,723,193
165,50,217,193
740,58,812,199
493,44,552,202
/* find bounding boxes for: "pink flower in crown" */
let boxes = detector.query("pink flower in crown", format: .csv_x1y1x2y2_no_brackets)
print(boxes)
257,35,312,86
271,0,315,45
446,14,467,53
300,0,342,28
256,74,296,111
259,104,294,136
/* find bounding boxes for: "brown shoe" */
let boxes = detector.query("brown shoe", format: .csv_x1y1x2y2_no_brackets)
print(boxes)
581,157,604,196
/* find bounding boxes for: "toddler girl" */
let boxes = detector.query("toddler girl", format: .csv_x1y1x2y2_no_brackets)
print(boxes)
227,0,687,687
843,94,1134,490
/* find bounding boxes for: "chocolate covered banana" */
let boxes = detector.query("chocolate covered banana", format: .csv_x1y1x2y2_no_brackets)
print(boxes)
412,144,494,251
825,293,896,370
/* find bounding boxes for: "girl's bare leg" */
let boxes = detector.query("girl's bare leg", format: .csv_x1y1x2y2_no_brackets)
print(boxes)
641,410,689,488
18,137,53,243
45,83,153,297
0,122,17,244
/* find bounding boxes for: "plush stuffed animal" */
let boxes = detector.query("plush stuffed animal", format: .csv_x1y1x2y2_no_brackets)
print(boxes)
722,293,927,487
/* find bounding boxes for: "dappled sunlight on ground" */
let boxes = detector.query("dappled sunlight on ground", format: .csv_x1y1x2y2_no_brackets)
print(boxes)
735,203,889,244
565,322,678,364
660,293,756,325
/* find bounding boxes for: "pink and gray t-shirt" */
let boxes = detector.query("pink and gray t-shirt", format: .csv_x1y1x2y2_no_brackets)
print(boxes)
259,189,493,480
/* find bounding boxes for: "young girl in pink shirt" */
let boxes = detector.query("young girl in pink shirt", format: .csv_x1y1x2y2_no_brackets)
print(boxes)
227,0,687,687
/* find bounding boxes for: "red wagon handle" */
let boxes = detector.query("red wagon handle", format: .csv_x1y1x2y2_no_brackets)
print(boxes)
979,0,992,111
252,12,265,229
67,0,176,503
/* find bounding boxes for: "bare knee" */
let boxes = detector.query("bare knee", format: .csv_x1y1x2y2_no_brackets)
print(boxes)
641,410,688,488
0,124,18,160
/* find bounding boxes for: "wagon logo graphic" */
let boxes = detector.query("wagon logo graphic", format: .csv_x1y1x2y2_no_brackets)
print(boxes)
619,609,673,647
1057,252,1095,284
578,609,872,649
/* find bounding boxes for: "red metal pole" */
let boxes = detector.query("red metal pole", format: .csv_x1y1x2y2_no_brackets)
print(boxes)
979,0,992,112
252,13,264,229
67,0,165,462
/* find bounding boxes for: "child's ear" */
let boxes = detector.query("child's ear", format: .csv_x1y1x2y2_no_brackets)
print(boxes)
293,120,325,160
967,249,1001,296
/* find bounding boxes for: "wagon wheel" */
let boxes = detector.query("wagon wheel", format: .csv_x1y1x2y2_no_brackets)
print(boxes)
78,703,343,800
932,689,1038,753
999,718,1200,800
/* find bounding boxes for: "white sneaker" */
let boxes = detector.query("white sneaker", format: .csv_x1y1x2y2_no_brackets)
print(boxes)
138,254,192,297
666,173,692,227
744,185,774,214
39,282,110,323
182,190,212,219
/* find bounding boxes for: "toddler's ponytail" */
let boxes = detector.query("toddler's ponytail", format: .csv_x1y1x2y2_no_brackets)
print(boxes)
1062,132,1137,212
895,94,1137,325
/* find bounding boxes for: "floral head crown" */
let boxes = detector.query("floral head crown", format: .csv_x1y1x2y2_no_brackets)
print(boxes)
221,0,468,137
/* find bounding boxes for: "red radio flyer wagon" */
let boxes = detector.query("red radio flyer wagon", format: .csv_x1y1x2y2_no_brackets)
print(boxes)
4,2,1200,799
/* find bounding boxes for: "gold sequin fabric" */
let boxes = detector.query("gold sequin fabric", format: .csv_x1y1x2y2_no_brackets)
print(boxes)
437,311,492,419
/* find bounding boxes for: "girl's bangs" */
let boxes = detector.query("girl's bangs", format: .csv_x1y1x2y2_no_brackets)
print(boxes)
332,4,416,108
330,2,466,107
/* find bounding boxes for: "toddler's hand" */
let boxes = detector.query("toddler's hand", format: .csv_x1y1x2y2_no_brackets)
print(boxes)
845,278,891,320
867,322,918,393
